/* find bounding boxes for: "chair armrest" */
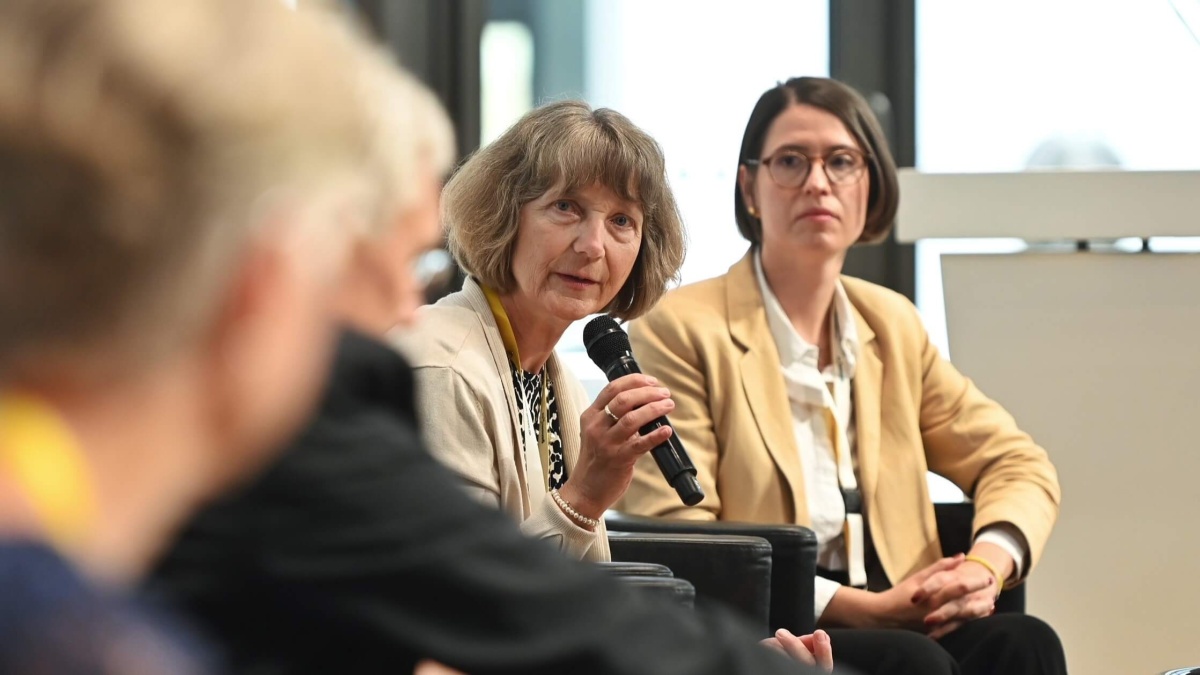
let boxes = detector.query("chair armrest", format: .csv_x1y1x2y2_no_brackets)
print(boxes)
612,575,696,610
593,561,674,578
606,511,818,635
934,502,1025,615
607,531,773,637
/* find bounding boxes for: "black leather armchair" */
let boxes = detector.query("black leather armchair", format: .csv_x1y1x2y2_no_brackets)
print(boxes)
607,501,1025,637
606,511,818,635
594,561,696,609
606,530,773,636
594,561,674,578
615,575,697,609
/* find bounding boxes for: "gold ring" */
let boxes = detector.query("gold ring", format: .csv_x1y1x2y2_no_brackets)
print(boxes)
603,404,619,423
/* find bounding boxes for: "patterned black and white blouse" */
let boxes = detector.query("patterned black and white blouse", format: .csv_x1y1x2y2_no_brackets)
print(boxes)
508,362,568,490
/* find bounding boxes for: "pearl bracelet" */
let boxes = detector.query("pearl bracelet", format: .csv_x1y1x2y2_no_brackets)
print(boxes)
550,489,600,530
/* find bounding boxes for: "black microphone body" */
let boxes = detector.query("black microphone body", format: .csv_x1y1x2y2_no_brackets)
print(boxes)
584,318,704,507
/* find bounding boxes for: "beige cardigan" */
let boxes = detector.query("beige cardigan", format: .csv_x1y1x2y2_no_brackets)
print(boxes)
617,252,1060,586
392,279,610,562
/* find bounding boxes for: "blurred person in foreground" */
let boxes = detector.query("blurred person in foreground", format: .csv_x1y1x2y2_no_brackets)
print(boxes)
395,100,687,562
150,58,839,675
617,76,1065,675
0,0,386,671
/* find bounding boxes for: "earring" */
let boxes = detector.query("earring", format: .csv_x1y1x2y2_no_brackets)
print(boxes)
747,206,758,218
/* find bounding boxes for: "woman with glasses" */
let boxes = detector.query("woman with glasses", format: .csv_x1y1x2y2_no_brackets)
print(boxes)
617,77,1066,675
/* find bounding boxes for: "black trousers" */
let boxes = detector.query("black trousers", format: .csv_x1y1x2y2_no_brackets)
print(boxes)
826,614,1067,675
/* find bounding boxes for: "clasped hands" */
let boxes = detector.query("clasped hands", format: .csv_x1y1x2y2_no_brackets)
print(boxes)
886,552,1004,640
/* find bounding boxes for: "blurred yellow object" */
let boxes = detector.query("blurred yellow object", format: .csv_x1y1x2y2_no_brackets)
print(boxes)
0,393,97,553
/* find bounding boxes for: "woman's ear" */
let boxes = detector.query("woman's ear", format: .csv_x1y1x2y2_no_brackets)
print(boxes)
737,165,757,216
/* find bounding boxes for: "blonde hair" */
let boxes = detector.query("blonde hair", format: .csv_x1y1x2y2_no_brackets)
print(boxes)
442,100,685,321
0,0,388,378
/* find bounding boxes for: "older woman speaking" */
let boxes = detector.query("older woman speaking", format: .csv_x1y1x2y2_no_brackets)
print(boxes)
398,101,685,561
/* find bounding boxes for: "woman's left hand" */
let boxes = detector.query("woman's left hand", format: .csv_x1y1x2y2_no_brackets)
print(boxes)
912,545,1010,638
920,572,995,640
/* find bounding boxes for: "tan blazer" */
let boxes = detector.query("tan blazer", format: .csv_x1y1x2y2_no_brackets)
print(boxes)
617,252,1060,585
393,279,610,562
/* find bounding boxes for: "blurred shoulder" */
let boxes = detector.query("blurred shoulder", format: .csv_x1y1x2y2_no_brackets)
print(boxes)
391,291,494,376
2,542,216,675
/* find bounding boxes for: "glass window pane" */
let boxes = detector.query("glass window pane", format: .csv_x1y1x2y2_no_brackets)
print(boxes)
481,1,829,390
914,1,1200,357
481,22,535,146
586,0,829,287
918,1,1200,173
567,0,827,385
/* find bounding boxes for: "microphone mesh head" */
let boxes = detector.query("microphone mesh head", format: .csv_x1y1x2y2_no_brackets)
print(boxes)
583,315,632,370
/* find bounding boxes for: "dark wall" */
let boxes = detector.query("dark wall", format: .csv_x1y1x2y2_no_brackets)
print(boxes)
831,0,916,300
354,0,487,159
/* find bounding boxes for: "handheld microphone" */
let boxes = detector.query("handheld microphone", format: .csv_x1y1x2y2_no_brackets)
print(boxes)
583,316,704,507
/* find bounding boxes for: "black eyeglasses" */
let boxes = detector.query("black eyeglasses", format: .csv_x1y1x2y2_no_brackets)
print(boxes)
744,147,870,188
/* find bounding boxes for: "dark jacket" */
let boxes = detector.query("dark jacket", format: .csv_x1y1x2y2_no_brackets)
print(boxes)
148,329,817,675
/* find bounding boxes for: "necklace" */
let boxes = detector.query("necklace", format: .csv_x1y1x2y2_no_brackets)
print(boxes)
481,287,553,487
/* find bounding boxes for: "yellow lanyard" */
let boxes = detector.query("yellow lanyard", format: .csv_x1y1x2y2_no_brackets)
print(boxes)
0,392,97,554
823,307,867,587
822,403,866,587
482,287,552,487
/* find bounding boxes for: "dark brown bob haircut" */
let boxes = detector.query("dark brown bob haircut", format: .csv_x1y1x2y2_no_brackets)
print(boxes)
734,76,900,247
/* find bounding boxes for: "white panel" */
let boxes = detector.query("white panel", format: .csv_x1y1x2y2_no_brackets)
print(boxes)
896,170,1200,241
942,252,1200,675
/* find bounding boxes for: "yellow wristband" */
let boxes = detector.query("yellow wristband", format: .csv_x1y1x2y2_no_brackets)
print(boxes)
964,555,1003,598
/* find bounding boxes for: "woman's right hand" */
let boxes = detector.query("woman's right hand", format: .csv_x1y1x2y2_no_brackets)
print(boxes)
761,628,834,672
823,555,979,631
558,373,675,521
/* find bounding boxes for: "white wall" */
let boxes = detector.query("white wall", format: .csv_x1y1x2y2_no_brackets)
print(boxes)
943,252,1200,675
